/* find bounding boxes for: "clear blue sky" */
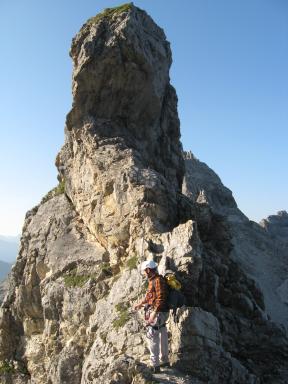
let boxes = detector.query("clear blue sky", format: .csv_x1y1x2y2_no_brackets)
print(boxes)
0,0,287,235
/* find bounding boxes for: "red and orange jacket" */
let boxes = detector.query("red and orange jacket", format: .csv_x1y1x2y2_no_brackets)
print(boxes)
143,274,168,312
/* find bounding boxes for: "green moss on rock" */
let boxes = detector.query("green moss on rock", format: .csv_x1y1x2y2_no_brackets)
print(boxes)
87,3,132,25
113,302,129,330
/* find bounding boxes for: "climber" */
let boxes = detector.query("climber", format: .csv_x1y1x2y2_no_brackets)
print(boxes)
133,260,170,373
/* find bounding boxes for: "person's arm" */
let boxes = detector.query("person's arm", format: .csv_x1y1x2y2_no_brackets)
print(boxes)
133,283,151,310
133,296,147,310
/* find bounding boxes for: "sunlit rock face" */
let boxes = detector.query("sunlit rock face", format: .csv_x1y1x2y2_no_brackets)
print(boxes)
0,5,288,384
56,3,185,265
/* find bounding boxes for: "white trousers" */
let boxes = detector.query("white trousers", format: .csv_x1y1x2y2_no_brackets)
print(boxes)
146,311,169,367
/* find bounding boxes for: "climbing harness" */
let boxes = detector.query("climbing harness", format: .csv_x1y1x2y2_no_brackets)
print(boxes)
146,323,167,340
144,305,167,339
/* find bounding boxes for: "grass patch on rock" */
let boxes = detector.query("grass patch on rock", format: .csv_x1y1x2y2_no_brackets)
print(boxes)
0,360,15,374
126,255,138,271
64,262,113,288
87,3,132,25
64,274,89,288
113,302,129,330
41,180,65,204
64,269,91,288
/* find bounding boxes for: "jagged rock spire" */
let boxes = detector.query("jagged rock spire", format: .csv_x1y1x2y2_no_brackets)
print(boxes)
56,3,185,261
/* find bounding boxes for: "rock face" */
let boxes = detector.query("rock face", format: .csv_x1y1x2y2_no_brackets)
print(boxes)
0,4,288,384
260,210,288,244
259,211,288,310
56,3,184,266
183,152,288,329
183,151,240,218
0,279,9,304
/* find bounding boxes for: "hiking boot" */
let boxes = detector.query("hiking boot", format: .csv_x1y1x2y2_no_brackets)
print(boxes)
151,366,161,374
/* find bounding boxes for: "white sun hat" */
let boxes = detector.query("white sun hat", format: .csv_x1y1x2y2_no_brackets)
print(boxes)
141,260,158,271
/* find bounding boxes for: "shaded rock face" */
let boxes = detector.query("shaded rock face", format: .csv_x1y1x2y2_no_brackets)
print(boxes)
259,211,288,314
1,4,288,384
183,151,288,330
183,151,239,218
260,210,288,243
179,153,288,382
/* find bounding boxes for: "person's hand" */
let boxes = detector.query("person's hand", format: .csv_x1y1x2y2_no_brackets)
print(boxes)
146,311,157,325
133,302,142,311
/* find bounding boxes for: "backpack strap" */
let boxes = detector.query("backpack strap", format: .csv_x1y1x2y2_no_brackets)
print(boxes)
150,275,166,291
150,275,169,312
